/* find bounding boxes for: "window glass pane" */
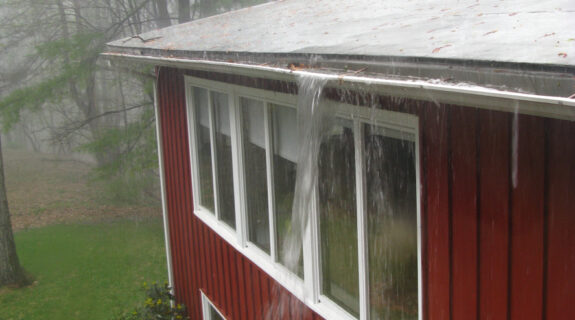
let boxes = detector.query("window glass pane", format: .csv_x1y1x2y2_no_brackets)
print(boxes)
209,305,225,320
194,87,215,212
213,91,236,229
319,119,359,316
364,124,418,319
273,104,298,162
271,104,302,276
241,97,270,253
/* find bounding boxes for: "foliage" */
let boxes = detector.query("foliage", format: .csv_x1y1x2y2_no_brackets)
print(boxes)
35,32,103,62
79,106,159,204
114,282,188,320
0,0,274,203
0,73,68,131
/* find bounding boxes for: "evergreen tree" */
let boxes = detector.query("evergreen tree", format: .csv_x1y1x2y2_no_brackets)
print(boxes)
0,0,270,284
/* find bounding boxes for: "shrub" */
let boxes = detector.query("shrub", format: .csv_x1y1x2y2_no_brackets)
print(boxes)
114,282,188,320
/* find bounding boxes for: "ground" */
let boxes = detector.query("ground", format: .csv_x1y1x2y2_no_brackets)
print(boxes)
0,148,167,320
5,148,160,231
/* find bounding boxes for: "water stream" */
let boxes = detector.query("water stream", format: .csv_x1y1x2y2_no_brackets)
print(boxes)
266,74,419,319
266,74,330,319
282,74,330,271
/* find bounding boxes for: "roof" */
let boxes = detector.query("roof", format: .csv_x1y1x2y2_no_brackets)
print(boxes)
108,0,574,66
103,0,575,118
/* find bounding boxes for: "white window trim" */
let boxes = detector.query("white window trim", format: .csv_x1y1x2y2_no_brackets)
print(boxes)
201,291,227,320
185,76,422,320
314,102,422,320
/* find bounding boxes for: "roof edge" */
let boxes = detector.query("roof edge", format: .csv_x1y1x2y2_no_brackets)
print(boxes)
105,45,575,98
107,45,575,74
101,52,575,121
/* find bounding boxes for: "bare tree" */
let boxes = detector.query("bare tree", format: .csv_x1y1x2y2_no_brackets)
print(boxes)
0,0,272,284
178,0,190,23
154,0,171,28
0,134,28,288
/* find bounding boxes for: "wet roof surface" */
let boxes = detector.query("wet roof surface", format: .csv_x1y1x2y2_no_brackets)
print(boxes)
107,0,575,66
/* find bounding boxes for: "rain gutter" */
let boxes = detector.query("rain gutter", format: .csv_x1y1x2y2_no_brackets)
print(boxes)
102,52,575,121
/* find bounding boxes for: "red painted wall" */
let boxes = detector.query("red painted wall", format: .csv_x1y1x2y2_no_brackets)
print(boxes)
156,67,319,320
156,66,575,320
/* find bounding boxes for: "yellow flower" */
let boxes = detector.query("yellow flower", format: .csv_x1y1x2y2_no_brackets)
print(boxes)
157,299,162,305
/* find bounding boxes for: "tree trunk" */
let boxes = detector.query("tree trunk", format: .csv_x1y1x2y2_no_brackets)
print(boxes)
199,0,216,18
154,0,171,28
178,0,190,23
0,134,28,288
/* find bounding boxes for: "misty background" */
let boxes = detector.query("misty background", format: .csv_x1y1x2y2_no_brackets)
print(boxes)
0,1,269,319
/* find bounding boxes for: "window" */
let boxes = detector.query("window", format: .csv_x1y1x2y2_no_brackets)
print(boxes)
212,91,236,228
193,87,215,212
270,103,303,275
186,77,421,320
315,113,419,320
201,293,226,320
239,98,303,274
363,125,418,319
189,87,237,230
318,118,359,316
240,97,269,253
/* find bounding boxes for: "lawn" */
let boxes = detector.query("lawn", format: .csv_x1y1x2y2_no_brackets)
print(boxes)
0,220,167,320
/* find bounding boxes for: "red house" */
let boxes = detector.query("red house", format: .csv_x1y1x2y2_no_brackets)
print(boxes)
104,0,575,319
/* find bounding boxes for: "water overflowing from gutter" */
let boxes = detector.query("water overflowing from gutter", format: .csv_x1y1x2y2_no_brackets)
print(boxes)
265,74,331,319
281,74,330,272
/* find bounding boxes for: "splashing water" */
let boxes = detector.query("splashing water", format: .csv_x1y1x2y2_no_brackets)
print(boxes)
265,75,421,319
265,74,331,319
282,74,330,273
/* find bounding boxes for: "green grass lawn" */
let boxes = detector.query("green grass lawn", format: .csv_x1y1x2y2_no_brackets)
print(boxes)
0,219,167,320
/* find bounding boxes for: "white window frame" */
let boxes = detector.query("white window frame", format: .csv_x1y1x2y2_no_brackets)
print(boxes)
312,102,422,320
185,76,422,320
201,291,227,320
186,84,237,240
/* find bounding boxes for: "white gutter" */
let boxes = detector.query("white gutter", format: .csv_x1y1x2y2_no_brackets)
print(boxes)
153,75,175,291
103,52,575,121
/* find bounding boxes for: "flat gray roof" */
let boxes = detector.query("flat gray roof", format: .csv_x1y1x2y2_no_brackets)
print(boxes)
107,0,574,66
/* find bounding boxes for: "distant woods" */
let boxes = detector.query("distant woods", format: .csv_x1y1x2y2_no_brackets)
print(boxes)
0,0,268,203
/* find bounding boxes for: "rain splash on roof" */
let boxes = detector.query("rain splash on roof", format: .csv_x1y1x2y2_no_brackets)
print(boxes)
107,0,574,66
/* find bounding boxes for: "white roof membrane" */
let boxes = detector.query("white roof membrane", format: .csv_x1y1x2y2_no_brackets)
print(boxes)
108,0,575,66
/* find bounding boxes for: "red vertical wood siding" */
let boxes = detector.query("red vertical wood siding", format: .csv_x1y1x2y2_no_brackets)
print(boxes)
157,67,575,319
242,260,255,319
422,104,451,320
509,115,545,320
157,67,323,319
478,110,510,320
450,106,479,320
234,253,247,319
545,119,575,319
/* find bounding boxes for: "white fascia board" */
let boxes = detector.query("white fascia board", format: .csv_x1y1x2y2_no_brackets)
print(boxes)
103,52,575,121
